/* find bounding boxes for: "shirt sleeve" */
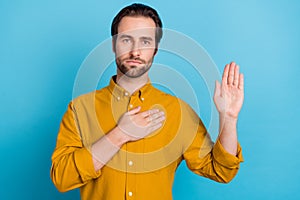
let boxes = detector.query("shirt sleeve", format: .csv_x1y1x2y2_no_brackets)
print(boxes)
182,104,243,183
50,102,101,192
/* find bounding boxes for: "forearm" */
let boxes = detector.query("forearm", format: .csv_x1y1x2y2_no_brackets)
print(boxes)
91,126,129,171
218,114,238,156
51,127,132,191
184,127,243,183
51,146,100,192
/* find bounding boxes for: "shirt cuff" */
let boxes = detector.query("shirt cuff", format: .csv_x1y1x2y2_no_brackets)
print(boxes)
74,147,102,182
212,140,244,168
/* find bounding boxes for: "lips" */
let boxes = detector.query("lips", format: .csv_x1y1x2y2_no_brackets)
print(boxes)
125,59,143,65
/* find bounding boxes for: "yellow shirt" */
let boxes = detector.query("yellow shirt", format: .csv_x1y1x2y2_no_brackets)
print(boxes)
51,76,243,200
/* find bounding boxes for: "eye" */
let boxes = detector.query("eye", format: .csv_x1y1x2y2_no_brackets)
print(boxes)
122,38,131,44
140,39,150,46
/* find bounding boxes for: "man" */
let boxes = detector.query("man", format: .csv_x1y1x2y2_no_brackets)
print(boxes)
51,3,244,200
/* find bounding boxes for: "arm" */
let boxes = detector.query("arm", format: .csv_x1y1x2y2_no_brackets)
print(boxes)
214,62,244,155
51,104,165,192
183,62,244,183
51,103,99,192
182,110,243,183
92,106,165,171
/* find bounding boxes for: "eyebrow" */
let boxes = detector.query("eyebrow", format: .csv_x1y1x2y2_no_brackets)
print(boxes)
140,36,153,41
119,34,133,39
119,34,153,41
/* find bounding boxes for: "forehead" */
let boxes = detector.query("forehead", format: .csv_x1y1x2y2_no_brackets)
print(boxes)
117,16,156,37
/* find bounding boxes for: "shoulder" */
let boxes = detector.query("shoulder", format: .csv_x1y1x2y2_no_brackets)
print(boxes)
71,86,110,108
151,86,180,102
151,86,198,119
152,86,192,107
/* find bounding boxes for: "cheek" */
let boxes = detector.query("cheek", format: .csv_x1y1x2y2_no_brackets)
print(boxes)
116,54,126,64
115,42,131,56
116,48,129,60
143,48,156,60
115,47,124,56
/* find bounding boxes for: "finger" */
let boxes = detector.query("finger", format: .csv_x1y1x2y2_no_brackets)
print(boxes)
146,115,152,122
145,113,159,123
233,64,239,87
147,111,164,121
148,122,163,133
127,106,141,115
150,115,165,125
214,80,221,98
140,108,159,117
227,62,235,85
222,64,230,86
238,73,244,90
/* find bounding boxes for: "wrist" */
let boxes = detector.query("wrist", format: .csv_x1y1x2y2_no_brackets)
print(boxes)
106,126,130,147
219,113,238,123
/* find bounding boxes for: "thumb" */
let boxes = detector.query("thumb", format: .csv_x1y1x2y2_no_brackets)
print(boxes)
214,80,221,98
127,106,141,115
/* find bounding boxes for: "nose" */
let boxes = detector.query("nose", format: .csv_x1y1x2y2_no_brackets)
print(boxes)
130,42,141,57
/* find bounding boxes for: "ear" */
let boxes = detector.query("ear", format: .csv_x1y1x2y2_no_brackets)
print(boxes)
153,43,159,56
112,38,116,53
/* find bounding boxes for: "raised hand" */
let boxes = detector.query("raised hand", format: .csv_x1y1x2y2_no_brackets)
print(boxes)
117,106,165,141
214,62,244,119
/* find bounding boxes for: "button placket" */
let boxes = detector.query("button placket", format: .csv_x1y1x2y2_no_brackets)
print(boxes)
128,94,139,111
125,92,144,199
126,163,136,199
128,160,133,166
126,138,141,199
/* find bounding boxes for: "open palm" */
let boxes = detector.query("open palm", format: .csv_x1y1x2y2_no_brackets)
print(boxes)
214,62,244,119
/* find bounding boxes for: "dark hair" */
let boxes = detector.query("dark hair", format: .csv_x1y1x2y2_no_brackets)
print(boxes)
111,3,163,49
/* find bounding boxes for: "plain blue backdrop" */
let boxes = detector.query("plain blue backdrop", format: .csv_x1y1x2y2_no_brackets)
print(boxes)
1,0,300,199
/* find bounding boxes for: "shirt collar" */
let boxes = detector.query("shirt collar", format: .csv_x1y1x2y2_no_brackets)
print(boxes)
108,75,153,101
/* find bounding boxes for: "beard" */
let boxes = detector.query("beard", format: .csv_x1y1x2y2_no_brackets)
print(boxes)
116,56,153,78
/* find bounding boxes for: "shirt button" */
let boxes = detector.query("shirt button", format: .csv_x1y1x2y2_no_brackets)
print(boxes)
128,161,133,166
125,92,129,96
141,97,144,101
117,97,120,101
129,104,133,108
128,191,133,196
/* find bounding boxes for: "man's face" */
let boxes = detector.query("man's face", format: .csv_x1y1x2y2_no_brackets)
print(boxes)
114,16,157,78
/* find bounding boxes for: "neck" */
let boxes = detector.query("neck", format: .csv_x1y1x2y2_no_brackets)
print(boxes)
116,70,149,94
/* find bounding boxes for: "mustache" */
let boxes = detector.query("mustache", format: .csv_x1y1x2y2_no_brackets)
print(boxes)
123,56,146,64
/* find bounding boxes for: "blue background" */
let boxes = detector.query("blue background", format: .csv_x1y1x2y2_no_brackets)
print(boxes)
1,0,299,199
